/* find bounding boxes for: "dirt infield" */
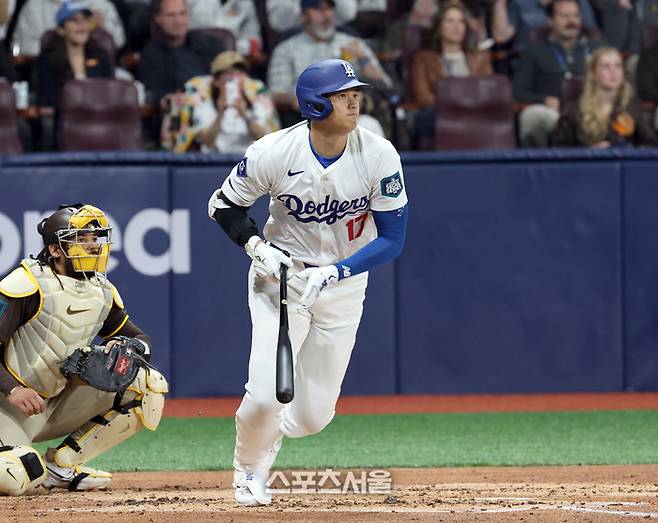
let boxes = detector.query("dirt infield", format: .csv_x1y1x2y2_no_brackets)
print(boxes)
6,393,658,522
5,465,658,522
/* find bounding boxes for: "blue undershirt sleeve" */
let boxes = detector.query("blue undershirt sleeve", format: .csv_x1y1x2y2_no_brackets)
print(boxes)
334,206,408,280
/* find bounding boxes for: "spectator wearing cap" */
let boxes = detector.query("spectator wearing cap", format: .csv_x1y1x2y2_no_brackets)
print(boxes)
136,0,226,105
32,1,114,150
12,0,125,56
35,1,114,108
267,0,391,127
191,50,279,154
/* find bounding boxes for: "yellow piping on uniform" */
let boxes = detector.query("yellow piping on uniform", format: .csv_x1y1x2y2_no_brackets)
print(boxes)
19,261,44,323
102,314,130,340
109,283,124,310
0,263,41,302
2,263,47,396
121,387,156,429
2,352,51,399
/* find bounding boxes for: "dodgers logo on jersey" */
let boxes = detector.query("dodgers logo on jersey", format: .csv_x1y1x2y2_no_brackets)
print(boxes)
342,62,356,78
380,172,403,198
236,157,248,178
277,194,369,225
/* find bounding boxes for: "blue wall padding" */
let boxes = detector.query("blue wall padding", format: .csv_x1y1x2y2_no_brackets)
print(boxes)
1,149,657,395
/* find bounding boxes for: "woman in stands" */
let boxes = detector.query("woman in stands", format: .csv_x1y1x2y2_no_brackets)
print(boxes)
550,47,658,148
35,2,113,109
410,2,493,147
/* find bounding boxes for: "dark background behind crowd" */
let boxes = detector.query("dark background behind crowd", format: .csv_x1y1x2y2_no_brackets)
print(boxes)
1,0,658,154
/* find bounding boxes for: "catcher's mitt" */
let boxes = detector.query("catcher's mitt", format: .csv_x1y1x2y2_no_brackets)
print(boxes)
60,336,146,392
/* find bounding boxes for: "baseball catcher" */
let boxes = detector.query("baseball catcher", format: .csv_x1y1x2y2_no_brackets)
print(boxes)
0,204,168,496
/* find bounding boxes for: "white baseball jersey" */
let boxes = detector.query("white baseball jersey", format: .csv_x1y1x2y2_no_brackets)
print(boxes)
209,121,408,267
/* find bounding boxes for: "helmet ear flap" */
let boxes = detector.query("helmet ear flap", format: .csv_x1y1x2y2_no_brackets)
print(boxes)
303,92,333,121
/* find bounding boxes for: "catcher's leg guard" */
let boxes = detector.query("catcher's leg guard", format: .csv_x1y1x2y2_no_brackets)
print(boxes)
51,367,168,468
0,446,47,496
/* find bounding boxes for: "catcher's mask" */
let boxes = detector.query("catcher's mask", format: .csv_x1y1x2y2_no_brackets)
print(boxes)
37,204,112,276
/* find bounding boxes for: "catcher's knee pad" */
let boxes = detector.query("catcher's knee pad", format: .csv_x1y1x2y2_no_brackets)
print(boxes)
0,446,47,496
52,367,169,468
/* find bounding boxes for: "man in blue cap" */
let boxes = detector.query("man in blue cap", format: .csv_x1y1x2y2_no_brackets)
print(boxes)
12,0,125,56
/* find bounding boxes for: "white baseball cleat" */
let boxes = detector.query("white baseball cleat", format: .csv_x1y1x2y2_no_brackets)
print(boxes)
233,470,272,506
42,462,112,491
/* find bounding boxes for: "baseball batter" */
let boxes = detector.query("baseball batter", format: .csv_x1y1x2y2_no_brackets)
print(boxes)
208,58,408,506
0,204,168,495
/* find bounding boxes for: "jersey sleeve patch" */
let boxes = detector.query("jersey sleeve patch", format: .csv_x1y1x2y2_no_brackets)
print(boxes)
0,296,7,320
380,172,404,198
236,156,248,178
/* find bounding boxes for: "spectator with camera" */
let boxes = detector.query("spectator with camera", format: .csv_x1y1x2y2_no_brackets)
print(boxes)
550,47,658,146
411,1,493,145
513,0,599,147
192,50,279,154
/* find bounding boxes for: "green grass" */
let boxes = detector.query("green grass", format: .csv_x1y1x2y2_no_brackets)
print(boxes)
35,410,658,471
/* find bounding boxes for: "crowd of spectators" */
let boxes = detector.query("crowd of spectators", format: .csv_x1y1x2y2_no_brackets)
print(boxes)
0,0,658,153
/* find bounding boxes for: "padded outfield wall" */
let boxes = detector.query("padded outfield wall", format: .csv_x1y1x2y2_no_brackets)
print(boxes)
0,149,657,396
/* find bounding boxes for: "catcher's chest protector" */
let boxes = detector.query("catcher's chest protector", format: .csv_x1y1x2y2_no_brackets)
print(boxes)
4,259,113,397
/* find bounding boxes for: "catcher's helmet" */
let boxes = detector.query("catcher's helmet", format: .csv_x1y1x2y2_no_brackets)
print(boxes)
37,204,112,274
296,59,369,121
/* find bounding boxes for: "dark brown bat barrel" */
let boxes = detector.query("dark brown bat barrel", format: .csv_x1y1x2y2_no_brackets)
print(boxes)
276,263,294,403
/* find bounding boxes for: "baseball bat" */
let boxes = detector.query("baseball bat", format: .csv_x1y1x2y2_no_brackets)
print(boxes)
276,263,294,404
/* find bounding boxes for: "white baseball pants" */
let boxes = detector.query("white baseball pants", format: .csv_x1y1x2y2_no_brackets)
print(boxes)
233,264,368,475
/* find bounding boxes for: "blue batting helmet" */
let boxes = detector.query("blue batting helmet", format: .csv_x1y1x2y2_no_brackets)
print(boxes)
296,59,370,121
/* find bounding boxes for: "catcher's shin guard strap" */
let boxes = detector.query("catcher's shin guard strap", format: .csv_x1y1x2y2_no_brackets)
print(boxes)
53,368,168,468
57,436,81,453
53,410,138,468
0,446,47,496
68,472,89,491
